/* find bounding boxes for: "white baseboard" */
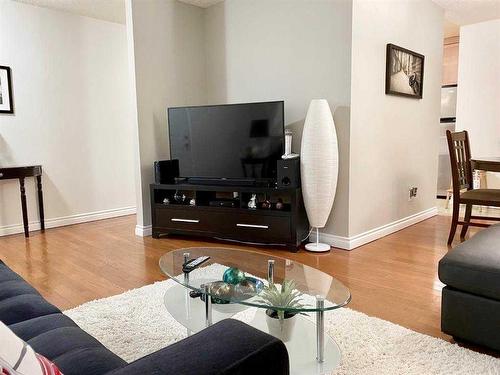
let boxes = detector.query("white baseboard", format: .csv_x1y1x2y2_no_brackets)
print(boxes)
0,206,136,237
312,207,438,250
135,224,152,237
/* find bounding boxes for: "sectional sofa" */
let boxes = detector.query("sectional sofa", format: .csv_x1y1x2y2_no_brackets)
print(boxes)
0,260,289,375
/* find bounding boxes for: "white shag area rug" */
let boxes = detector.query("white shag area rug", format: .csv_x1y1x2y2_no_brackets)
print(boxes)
64,267,500,375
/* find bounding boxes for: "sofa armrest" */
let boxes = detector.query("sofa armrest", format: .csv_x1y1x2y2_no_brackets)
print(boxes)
107,319,289,375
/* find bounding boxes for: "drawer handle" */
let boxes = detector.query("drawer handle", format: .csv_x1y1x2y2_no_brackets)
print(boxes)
237,223,269,229
171,218,200,223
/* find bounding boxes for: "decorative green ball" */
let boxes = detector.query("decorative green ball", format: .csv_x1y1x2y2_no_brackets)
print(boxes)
223,267,246,285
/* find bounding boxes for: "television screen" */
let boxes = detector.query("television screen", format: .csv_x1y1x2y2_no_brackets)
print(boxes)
168,101,284,181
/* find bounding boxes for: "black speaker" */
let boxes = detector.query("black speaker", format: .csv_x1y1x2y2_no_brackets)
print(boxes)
277,158,300,188
154,160,179,184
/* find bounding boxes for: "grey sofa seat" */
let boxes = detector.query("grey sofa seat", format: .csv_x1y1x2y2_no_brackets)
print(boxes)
439,223,500,301
0,260,290,375
438,224,500,351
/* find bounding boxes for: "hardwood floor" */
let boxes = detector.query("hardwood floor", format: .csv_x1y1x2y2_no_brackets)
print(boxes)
0,214,491,354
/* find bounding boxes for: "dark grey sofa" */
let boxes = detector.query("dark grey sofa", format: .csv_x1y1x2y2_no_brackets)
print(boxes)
0,260,289,375
438,223,500,351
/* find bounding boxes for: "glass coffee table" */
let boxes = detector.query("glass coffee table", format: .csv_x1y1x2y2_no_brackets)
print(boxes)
159,247,351,375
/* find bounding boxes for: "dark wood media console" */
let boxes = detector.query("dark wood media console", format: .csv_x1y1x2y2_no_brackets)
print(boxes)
150,183,309,251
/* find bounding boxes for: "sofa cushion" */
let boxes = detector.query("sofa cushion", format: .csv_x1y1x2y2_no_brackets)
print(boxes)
439,224,500,300
0,321,63,375
0,280,40,301
53,347,127,375
0,261,60,325
0,294,61,325
0,261,25,283
9,313,79,341
29,326,111,359
28,326,126,375
9,314,127,375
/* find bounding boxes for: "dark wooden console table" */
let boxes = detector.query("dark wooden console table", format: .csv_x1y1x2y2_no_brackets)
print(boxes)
0,165,45,237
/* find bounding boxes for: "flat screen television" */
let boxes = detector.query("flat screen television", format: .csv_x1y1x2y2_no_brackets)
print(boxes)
168,101,284,183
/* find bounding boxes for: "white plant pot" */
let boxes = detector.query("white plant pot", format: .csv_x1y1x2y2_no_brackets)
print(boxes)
265,310,297,342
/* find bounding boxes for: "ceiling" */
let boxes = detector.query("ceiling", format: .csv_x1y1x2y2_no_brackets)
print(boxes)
433,0,500,26
178,0,223,8
13,0,126,24
13,0,223,24
13,0,500,32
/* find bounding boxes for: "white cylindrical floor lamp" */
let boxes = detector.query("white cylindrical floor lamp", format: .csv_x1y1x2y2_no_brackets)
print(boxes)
300,99,338,252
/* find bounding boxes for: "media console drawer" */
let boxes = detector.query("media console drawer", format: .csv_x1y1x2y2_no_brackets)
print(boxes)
229,213,291,242
154,208,224,232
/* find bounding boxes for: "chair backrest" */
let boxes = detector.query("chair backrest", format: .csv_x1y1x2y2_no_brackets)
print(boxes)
446,130,473,194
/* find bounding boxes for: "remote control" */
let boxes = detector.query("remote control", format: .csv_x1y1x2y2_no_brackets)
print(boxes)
183,256,210,273
189,290,202,299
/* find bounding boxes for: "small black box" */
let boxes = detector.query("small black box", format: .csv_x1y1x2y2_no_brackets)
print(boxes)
209,199,238,208
277,158,300,188
154,160,179,184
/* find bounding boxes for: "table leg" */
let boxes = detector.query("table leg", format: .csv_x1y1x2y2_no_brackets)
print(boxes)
476,170,488,212
183,253,190,285
480,170,488,189
185,289,192,337
184,284,191,321
36,175,45,231
204,284,212,327
19,177,29,238
268,259,275,284
316,296,325,363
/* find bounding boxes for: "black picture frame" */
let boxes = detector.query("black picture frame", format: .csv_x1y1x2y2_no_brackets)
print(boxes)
0,65,14,114
385,44,424,99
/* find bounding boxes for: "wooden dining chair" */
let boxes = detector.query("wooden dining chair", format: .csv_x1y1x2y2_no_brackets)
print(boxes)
446,130,500,244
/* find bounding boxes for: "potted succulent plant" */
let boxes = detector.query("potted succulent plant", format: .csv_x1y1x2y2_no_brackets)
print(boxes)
258,280,304,342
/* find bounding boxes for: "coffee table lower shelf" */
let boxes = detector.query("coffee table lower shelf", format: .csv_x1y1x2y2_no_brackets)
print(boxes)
164,284,341,375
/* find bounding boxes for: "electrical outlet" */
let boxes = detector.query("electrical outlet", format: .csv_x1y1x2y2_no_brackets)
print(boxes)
408,186,418,200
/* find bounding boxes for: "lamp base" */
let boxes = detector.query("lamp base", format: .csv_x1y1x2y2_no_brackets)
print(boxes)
305,242,331,252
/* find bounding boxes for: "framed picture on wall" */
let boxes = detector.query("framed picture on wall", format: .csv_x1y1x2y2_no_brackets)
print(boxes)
385,44,424,99
0,66,14,114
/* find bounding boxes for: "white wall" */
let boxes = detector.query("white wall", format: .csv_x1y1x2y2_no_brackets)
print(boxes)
456,19,500,188
348,0,443,237
204,0,353,237
126,0,207,232
127,0,444,248
0,1,135,235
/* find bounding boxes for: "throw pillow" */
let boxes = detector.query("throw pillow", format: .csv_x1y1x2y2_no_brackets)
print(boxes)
0,321,63,375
